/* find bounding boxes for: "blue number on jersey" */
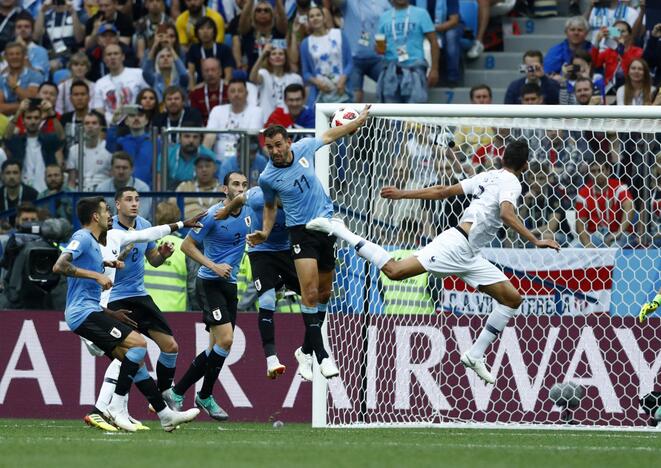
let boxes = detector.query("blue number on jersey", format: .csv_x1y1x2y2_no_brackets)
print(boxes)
245,187,289,253
189,202,250,282
62,229,104,330
259,137,333,227
108,216,156,302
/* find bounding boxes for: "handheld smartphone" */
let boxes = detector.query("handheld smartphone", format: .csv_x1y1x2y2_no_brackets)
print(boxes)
29,98,43,108
122,105,141,116
607,27,621,38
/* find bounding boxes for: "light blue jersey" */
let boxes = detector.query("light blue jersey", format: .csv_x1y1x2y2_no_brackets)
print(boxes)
341,0,392,59
377,6,435,66
259,137,333,227
189,202,250,282
245,187,289,253
62,229,104,330
108,216,156,302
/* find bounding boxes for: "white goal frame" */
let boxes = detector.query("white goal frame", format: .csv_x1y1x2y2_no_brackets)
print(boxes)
311,103,661,429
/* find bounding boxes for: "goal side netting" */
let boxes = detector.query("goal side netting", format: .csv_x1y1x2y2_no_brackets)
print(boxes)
312,104,661,429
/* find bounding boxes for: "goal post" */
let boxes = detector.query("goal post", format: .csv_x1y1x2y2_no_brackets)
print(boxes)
312,104,661,429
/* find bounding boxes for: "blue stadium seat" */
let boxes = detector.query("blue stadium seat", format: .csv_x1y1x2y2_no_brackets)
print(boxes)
459,0,478,50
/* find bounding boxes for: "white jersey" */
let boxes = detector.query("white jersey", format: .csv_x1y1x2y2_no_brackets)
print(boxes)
99,225,172,307
459,169,522,250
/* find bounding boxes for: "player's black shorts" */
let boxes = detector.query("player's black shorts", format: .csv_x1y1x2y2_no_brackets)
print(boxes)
196,277,237,329
108,295,173,338
248,250,301,295
288,225,336,272
75,311,134,356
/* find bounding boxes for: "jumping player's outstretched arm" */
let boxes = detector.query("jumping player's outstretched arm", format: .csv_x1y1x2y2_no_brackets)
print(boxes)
321,105,371,145
500,201,560,251
247,200,276,246
381,183,465,200
116,211,205,247
639,287,661,323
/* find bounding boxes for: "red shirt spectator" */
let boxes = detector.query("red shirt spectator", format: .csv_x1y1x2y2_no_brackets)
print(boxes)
594,45,643,86
576,174,633,234
472,143,505,166
189,82,228,125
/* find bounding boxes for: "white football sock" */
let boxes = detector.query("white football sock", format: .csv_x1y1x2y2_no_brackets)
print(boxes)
96,359,121,414
332,222,363,246
266,355,280,369
469,303,518,360
355,240,392,270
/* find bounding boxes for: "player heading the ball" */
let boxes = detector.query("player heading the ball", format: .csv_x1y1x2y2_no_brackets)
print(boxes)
251,105,370,380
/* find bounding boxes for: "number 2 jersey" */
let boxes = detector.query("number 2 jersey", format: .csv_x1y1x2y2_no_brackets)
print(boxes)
258,137,333,227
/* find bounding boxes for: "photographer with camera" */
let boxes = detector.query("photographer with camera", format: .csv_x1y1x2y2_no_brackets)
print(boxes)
558,49,606,105
504,50,560,105
4,98,65,193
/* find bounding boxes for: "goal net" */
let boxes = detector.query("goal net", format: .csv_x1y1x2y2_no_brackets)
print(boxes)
312,104,661,429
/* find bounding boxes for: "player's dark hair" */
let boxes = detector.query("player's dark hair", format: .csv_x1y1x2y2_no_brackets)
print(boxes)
115,186,139,201
263,124,288,141
503,139,530,171
223,171,245,186
284,83,305,98
77,197,105,225
2,159,22,173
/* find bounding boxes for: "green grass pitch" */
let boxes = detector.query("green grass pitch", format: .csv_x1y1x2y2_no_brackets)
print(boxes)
0,419,660,467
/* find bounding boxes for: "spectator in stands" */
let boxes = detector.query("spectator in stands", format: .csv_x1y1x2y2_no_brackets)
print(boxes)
56,52,95,115
572,76,602,105
186,17,236,89
376,0,439,103
137,89,160,128
425,0,462,86
263,82,315,129
66,111,112,191
466,0,501,59
643,23,661,87
0,0,19,52
559,48,605,104
544,16,597,79
14,12,49,80
576,160,635,248
0,43,43,116
519,160,572,247
134,0,175,62
96,152,152,219
250,41,303,120
505,50,560,105
616,58,654,105
85,0,134,48
153,85,203,144
204,78,263,160
454,84,494,158
288,0,331,51
334,0,390,103
235,0,286,71
142,46,190,101
93,43,149,124
4,99,65,193
585,0,640,46
0,160,39,216
593,20,642,89
218,139,268,188
189,58,227,125
166,128,217,189
107,108,154,186
298,5,353,105
176,0,225,52
520,82,544,104
144,201,192,312
172,153,223,218
34,0,85,74
86,23,138,82
38,163,73,220
61,80,92,151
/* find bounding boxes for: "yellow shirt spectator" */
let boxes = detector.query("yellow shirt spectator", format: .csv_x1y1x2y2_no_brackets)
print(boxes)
176,7,225,47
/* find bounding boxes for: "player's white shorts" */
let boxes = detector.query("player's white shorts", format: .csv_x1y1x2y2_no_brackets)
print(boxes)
414,228,507,288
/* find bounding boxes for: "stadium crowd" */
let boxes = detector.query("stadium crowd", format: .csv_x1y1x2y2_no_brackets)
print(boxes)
0,0,658,311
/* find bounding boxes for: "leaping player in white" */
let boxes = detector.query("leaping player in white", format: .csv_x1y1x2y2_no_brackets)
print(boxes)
82,208,204,432
306,139,560,384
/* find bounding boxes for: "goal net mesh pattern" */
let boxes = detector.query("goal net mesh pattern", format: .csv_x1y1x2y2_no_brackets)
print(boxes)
320,113,660,428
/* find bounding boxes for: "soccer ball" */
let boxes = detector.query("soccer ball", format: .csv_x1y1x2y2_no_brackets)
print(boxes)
549,382,585,409
331,106,360,129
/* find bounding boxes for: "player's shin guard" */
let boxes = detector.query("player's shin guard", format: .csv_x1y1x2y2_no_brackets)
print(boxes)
258,288,277,357
469,303,518,359
95,359,121,414
156,351,178,392
134,365,167,413
116,347,146,396
198,344,229,399
173,350,209,396
301,305,329,363
355,240,392,270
